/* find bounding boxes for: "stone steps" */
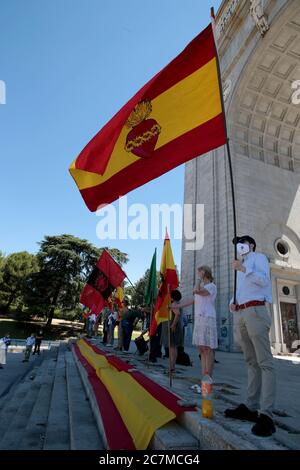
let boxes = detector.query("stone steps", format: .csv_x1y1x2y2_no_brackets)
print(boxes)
18,348,59,450
0,353,52,450
0,351,51,447
0,343,104,450
43,343,71,450
65,351,104,450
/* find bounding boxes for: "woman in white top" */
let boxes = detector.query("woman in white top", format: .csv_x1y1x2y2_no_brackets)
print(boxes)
0,339,7,368
175,266,217,377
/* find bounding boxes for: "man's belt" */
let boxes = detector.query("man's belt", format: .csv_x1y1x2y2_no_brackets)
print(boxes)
236,300,265,311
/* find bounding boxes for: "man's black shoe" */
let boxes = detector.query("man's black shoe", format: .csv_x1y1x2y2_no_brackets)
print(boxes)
251,414,276,437
224,403,258,422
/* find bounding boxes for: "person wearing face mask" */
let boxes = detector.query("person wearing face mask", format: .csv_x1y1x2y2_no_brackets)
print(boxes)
224,235,276,438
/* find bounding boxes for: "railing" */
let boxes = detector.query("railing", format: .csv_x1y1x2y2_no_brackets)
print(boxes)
7,339,61,350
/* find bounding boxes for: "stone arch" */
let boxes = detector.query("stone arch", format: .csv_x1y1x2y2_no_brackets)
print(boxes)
227,0,300,173
259,221,300,266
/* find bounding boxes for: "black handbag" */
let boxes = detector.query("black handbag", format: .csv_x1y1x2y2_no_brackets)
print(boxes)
134,336,148,355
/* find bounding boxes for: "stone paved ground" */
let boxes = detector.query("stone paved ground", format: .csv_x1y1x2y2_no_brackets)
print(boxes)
93,337,300,450
2,341,299,450
0,352,41,398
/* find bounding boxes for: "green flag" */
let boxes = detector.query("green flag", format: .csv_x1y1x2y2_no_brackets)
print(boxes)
144,249,157,307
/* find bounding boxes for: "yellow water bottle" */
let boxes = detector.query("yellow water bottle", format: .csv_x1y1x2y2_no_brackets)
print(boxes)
201,373,213,419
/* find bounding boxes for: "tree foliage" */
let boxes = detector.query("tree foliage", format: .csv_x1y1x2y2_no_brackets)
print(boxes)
0,252,39,311
25,234,128,327
0,235,128,326
126,269,160,308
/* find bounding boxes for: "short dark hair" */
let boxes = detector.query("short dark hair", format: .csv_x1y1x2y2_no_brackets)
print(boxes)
232,235,256,251
171,289,182,302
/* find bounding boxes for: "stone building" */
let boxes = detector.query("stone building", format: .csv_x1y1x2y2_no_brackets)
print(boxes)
181,0,300,353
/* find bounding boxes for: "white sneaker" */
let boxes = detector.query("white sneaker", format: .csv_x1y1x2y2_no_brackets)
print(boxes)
190,384,201,394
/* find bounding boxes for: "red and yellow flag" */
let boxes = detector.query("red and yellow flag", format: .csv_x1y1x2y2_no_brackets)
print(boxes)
149,231,178,336
80,250,126,314
114,285,124,310
70,24,226,211
75,338,195,449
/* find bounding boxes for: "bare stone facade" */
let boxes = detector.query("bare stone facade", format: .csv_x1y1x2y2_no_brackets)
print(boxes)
181,0,300,353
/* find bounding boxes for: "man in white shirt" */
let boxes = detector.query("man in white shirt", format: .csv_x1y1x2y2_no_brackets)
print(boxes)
88,313,97,337
23,334,35,362
224,235,276,437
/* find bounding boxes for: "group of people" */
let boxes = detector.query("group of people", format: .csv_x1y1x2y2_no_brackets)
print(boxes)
0,329,44,368
86,299,143,352
83,233,275,438
134,234,276,438
166,234,275,438
100,299,143,352
22,330,44,362
22,331,42,362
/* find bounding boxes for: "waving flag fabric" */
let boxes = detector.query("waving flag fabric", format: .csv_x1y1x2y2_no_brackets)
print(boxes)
144,249,157,307
70,24,226,211
114,285,124,309
149,231,178,336
80,250,126,314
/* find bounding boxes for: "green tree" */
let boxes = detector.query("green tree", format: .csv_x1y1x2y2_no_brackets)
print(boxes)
27,234,128,328
0,252,39,311
127,269,160,308
0,251,5,286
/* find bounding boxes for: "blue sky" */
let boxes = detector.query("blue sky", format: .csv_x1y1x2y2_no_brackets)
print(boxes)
0,0,221,283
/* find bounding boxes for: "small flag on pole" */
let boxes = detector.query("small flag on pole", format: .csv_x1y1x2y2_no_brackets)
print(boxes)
144,249,157,308
149,231,178,336
115,285,124,309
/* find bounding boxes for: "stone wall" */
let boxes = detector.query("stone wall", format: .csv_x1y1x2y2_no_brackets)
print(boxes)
181,0,300,352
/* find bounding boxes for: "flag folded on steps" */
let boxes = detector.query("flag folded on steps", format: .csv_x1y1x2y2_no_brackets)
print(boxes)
80,250,126,314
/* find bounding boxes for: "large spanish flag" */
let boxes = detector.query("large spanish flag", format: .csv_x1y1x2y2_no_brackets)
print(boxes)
69,24,226,211
149,231,178,336
74,338,195,449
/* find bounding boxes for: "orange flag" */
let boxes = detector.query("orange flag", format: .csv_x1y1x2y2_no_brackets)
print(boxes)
149,230,178,336
70,24,226,211
114,285,124,309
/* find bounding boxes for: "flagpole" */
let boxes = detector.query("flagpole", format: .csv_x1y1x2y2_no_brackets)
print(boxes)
211,7,238,304
147,300,154,366
167,284,172,388
125,276,136,290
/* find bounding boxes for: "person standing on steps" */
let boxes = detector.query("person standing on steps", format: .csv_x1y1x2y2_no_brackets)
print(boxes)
33,330,43,355
0,333,11,369
173,266,218,378
23,333,35,362
160,289,184,373
224,235,276,438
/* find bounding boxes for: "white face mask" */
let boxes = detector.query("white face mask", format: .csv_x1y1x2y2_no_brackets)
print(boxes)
237,243,250,257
